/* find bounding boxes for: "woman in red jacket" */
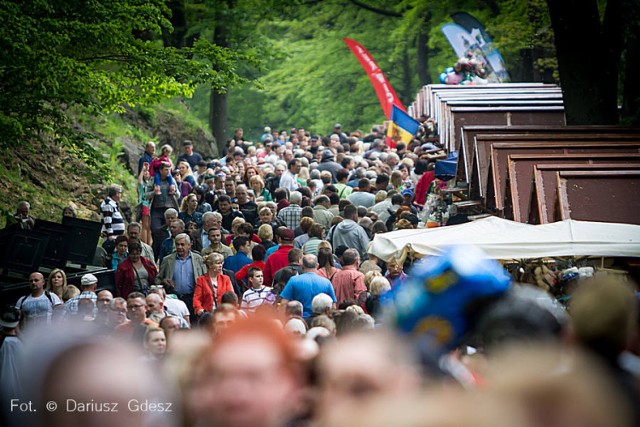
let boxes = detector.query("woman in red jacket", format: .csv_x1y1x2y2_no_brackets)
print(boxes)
115,240,157,297
193,252,233,318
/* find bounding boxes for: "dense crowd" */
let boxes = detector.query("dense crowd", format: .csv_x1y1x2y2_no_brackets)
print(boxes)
2,123,640,427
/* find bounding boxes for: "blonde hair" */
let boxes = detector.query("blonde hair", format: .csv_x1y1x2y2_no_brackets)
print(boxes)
178,160,195,179
298,167,310,180
399,157,414,169
203,252,224,266
62,285,80,302
390,170,403,188
369,277,391,295
258,224,273,241
364,270,382,290
249,175,265,190
160,144,173,156
180,193,197,212
318,240,332,252
46,268,68,298
259,206,272,216
231,217,245,231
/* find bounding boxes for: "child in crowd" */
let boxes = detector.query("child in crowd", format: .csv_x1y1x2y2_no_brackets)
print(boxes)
137,162,152,244
148,144,177,195
241,267,275,312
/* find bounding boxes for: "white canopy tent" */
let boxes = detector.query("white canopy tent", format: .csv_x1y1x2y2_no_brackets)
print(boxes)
368,216,640,261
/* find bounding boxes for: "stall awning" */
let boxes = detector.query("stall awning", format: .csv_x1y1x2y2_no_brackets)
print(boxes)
368,216,640,261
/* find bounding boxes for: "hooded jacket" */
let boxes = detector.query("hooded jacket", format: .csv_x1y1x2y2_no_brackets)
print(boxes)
328,219,369,259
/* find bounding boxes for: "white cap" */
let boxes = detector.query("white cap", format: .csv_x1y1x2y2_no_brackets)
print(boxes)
81,274,98,287
284,318,307,335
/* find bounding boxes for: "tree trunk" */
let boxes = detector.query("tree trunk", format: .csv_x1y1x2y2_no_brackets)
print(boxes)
210,6,231,157
401,48,413,106
417,12,432,87
210,90,227,156
163,0,188,48
621,5,640,125
546,0,619,124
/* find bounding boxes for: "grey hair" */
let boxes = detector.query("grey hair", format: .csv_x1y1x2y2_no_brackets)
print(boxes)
312,293,333,314
127,221,141,231
109,297,126,310
107,184,122,197
174,233,191,244
302,254,318,269
202,211,215,222
289,191,302,205
164,208,178,218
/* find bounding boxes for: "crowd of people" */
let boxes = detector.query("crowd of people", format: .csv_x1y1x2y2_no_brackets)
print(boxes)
1,123,640,427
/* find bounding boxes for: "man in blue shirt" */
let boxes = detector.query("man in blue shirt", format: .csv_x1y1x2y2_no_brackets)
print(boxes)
158,219,185,264
157,233,206,316
224,236,253,273
138,141,155,174
280,254,336,318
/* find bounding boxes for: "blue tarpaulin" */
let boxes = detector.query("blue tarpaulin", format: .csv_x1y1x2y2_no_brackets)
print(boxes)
435,151,457,179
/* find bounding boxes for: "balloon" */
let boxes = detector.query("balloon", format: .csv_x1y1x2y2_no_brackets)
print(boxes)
445,72,463,85
382,245,511,351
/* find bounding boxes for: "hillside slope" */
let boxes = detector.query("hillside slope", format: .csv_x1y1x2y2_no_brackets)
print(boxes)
0,100,215,226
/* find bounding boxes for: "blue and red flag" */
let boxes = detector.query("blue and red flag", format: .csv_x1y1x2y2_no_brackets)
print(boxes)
386,104,420,148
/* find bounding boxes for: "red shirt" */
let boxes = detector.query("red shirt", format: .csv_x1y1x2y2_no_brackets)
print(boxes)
331,265,366,303
277,199,290,213
414,170,435,207
235,260,266,283
263,245,292,287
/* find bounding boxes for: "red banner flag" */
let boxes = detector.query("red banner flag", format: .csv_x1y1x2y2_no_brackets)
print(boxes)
343,38,405,119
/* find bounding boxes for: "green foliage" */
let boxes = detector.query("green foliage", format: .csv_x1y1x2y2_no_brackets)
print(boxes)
210,0,564,139
0,0,248,150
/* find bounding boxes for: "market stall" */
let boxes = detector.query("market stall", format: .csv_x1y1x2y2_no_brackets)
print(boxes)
368,216,640,262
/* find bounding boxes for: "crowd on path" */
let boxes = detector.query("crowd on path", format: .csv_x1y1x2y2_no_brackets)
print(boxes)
2,123,640,427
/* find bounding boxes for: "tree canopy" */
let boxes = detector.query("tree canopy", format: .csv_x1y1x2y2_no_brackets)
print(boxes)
218,0,563,139
0,0,248,152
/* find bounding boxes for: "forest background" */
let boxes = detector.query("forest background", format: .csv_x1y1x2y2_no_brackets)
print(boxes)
0,0,637,221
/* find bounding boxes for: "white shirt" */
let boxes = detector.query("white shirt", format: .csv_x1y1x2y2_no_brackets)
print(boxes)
164,296,190,320
279,170,298,192
241,287,275,312
16,292,62,326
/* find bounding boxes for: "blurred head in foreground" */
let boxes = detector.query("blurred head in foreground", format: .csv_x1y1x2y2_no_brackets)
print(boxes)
183,314,302,427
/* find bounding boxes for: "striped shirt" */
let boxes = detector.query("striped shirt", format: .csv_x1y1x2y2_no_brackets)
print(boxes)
241,286,276,312
100,197,125,238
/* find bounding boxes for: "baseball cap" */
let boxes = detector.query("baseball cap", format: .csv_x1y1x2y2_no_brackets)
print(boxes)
81,274,98,287
402,189,414,197
279,228,295,241
0,305,20,329
182,140,193,147
334,123,342,129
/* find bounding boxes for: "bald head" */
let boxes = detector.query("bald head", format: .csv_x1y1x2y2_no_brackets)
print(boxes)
302,254,319,271
146,293,164,314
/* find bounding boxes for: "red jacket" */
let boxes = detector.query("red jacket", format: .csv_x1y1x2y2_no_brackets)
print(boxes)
225,233,262,247
115,257,157,298
263,245,292,287
235,260,266,283
193,273,233,313
414,170,435,207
